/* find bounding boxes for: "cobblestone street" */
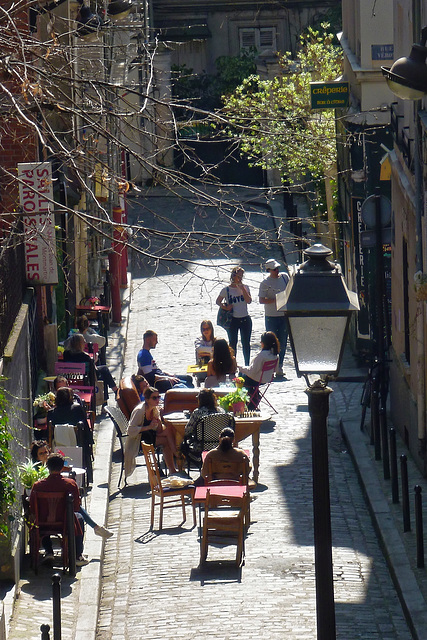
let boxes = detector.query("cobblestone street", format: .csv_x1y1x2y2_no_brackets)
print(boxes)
96,194,413,639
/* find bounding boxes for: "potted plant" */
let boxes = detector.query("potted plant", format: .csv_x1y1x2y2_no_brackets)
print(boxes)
218,387,249,414
33,392,56,426
19,459,49,492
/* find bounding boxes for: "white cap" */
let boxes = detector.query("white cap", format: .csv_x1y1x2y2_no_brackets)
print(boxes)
265,259,281,271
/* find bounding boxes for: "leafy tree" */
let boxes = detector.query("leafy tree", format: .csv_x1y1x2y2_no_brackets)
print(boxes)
221,24,343,199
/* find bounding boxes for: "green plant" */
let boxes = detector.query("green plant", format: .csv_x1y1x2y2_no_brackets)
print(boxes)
33,392,55,417
218,387,249,411
0,381,16,537
18,459,49,490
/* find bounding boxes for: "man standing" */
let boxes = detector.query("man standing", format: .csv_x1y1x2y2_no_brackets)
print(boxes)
137,330,193,392
258,259,289,377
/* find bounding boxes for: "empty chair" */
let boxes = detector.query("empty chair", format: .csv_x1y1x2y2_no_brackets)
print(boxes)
200,487,248,566
104,405,130,488
141,443,196,531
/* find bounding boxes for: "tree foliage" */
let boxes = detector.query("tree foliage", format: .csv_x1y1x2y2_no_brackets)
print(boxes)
221,24,343,186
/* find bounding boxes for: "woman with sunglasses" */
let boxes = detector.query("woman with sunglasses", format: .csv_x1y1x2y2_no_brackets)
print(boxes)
125,387,178,478
216,266,252,366
194,320,215,364
30,440,113,539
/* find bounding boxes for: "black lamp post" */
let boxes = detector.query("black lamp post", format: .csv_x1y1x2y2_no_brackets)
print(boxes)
276,244,359,640
381,26,427,100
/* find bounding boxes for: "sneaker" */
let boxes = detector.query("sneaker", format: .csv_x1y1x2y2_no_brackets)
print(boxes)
76,555,89,567
275,367,285,378
94,525,114,539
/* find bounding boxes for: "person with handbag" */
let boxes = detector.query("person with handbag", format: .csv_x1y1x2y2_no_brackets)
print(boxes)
216,266,252,366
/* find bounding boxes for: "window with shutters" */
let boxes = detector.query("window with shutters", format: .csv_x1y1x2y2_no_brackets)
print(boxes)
239,27,276,52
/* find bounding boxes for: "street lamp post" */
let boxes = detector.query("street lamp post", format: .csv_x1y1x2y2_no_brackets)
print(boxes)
277,244,359,640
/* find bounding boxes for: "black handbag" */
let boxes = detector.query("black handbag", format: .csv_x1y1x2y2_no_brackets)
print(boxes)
216,287,233,329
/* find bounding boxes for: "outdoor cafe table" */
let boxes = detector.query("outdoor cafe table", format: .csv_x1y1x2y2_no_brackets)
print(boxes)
163,411,269,484
75,304,111,331
186,364,208,387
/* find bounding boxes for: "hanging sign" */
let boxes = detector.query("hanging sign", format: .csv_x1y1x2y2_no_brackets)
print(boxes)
310,81,349,109
18,162,58,285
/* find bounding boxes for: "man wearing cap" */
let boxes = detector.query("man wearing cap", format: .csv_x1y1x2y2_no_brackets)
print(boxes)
258,259,289,377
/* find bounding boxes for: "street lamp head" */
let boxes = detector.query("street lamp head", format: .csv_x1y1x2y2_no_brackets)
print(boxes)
381,27,427,100
108,0,133,22
276,244,359,378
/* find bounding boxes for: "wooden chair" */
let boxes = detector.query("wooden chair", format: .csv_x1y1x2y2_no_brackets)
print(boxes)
248,358,278,413
200,487,248,566
104,405,129,488
205,457,250,529
141,443,196,531
29,491,77,575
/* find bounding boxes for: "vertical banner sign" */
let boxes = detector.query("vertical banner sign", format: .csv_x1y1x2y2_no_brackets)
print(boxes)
351,197,370,339
18,162,58,285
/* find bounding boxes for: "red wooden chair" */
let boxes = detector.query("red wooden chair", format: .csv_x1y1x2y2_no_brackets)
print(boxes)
29,491,78,575
248,358,278,414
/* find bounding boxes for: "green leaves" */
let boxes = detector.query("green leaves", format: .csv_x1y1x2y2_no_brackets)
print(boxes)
221,23,342,185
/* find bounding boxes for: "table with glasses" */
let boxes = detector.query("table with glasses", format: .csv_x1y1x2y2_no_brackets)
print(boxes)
163,411,269,483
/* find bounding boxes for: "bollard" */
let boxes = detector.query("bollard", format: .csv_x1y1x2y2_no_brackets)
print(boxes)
40,624,50,640
380,406,390,479
52,573,61,640
371,370,380,458
401,455,411,532
390,428,399,503
415,485,424,568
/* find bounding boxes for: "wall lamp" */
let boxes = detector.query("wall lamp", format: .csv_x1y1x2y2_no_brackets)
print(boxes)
382,26,427,100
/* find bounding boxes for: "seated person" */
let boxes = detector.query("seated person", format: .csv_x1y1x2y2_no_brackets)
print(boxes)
240,331,279,409
29,452,89,566
206,338,237,385
137,329,193,393
64,333,118,401
130,373,149,401
194,320,215,365
201,427,250,483
182,389,224,465
31,441,112,539
53,375,84,407
125,386,178,479
76,314,106,349
48,386,94,483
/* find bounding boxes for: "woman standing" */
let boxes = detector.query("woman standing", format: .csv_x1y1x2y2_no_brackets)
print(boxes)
216,266,252,365
125,386,177,478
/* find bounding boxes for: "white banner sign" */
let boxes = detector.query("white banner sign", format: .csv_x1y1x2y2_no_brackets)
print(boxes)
18,162,58,285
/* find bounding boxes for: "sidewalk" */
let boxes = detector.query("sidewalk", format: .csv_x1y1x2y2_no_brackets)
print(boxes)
3,280,131,640
332,353,427,639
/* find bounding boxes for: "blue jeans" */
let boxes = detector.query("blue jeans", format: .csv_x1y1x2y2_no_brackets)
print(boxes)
265,316,288,368
227,315,252,366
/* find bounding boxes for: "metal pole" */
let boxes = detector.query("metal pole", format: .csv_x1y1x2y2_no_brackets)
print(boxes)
51,573,61,640
380,406,390,479
401,454,411,532
306,381,336,640
415,485,424,568
390,428,399,504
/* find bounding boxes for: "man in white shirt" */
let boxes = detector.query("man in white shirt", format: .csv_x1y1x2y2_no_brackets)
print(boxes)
258,258,289,377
